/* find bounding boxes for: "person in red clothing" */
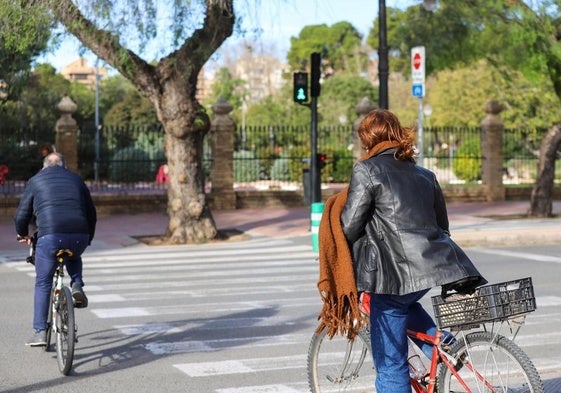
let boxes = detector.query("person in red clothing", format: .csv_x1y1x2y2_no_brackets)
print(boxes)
155,163,170,184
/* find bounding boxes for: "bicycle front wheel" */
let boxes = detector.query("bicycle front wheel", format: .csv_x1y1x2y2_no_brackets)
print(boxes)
307,326,375,392
56,286,76,375
438,331,544,393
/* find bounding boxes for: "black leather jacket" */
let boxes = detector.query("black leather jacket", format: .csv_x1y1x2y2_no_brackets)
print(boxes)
14,166,97,243
341,149,485,295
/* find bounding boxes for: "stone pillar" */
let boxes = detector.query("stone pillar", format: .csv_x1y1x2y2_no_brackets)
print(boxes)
210,97,236,210
481,100,505,201
55,96,79,173
352,97,376,161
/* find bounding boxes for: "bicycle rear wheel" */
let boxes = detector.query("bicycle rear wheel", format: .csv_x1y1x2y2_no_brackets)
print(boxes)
55,286,75,375
438,331,544,393
307,326,375,392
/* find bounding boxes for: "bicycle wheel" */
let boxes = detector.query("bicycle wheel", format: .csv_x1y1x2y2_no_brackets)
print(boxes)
438,331,544,393
307,325,376,392
44,289,54,352
55,286,75,375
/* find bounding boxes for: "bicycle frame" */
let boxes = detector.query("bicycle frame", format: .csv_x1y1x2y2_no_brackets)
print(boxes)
407,326,511,393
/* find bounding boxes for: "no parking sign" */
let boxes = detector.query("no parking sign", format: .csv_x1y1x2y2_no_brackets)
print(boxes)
411,46,425,97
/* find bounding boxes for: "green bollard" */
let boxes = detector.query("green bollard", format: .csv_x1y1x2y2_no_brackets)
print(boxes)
311,202,324,252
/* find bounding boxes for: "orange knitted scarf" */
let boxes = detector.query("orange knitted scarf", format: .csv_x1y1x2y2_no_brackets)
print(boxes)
316,141,400,339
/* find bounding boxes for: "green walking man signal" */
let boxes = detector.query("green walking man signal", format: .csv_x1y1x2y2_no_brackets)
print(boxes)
293,72,309,103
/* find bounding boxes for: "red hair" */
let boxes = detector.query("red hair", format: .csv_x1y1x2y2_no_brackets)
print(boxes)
358,109,416,161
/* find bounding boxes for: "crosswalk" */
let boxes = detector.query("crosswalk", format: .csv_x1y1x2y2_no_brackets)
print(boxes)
4,240,561,392
5,237,322,391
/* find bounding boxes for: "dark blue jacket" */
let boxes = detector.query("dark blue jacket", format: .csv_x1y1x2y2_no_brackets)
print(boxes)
14,166,97,243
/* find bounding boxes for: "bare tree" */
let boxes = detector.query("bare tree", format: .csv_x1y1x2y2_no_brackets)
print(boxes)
529,125,561,217
25,0,235,243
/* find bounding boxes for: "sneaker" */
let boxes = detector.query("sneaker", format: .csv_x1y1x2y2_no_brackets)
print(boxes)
26,330,47,347
72,283,88,308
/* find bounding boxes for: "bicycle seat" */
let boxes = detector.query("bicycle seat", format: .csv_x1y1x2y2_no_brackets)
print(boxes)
56,249,74,264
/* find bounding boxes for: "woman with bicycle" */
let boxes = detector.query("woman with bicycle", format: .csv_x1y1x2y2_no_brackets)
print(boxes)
338,109,486,392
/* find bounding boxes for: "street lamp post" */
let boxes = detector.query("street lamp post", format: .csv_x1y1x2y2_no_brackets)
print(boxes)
377,1,437,110
378,0,389,109
94,60,101,182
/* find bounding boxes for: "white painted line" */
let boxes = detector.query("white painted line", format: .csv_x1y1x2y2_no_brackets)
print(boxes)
536,296,561,307
84,265,318,283
174,354,308,376
115,315,305,336
115,323,183,335
88,294,125,302
85,255,316,274
84,245,313,264
91,307,151,318
175,360,254,376
217,385,303,393
144,333,311,355
90,296,321,319
80,277,316,293
475,249,561,264
145,340,212,355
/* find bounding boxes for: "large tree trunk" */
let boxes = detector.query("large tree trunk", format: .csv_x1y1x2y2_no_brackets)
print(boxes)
164,130,217,243
529,124,561,217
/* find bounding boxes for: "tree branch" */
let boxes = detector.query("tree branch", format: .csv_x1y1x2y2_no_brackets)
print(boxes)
39,0,158,94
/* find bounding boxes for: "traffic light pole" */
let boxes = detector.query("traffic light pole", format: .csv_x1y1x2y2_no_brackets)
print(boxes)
293,52,322,205
310,95,320,204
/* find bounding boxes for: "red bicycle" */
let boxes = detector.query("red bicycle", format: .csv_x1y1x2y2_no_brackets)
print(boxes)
307,277,544,392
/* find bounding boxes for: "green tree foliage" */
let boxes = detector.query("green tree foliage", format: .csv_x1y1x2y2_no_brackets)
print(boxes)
460,0,561,101
287,22,368,75
453,136,481,182
104,88,158,126
244,84,309,127
426,60,561,129
0,3,52,92
367,4,483,76
319,73,378,126
11,64,70,130
203,67,245,110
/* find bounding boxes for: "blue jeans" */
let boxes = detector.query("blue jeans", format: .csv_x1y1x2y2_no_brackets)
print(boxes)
369,289,435,393
33,233,89,331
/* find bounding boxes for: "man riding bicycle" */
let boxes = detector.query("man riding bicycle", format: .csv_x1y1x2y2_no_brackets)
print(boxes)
14,152,97,347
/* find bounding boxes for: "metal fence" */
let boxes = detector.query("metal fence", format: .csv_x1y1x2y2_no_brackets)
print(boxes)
0,122,551,193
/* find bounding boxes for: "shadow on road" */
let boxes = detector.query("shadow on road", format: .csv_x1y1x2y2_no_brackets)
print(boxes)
1,305,316,393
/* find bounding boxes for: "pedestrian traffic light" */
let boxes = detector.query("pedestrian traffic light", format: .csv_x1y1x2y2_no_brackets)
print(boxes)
317,153,326,169
311,52,321,97
293,72,309,103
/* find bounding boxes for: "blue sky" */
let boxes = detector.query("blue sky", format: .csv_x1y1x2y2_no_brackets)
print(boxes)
39,0,415,72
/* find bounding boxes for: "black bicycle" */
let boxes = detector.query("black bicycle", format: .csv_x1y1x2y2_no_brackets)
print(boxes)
24,238,77,375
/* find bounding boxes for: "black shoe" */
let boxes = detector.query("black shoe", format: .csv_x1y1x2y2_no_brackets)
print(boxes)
72,283,88,308
26,330,47,347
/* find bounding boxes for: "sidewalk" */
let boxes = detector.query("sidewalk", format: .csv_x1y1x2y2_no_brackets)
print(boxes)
1,200,560,253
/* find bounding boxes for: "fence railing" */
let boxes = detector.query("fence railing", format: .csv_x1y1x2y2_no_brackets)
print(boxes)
0,123,552,193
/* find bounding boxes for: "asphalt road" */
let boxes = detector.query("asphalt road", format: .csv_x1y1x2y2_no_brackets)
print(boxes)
1,236,560,393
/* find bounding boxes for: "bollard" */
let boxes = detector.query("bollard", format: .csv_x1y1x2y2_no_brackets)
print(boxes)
311,202,324,252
